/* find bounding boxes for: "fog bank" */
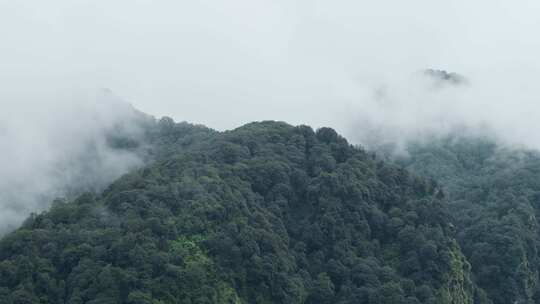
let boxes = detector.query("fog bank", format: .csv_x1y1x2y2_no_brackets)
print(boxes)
0,91,145,233
2,1,540,135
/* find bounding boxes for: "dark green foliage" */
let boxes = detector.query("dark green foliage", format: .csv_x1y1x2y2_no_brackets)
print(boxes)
395,136,540,304
0,121,471,303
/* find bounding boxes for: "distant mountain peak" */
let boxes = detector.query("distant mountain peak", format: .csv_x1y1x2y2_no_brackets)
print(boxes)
424,68,469,86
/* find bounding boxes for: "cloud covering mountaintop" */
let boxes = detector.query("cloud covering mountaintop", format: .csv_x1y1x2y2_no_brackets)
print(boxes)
2,1,540,132
2,1,540,232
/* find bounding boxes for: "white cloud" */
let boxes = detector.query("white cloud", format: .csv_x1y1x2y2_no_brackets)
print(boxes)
0,90,144,233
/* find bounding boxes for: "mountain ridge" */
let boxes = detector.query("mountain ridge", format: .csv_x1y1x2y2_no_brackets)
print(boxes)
0,119,478,304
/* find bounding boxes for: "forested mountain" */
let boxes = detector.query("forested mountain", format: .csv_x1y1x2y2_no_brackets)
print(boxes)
391,136,540,304
0,119,476,303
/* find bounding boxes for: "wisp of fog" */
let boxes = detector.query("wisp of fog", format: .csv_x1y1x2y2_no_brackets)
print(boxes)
0,90,144,233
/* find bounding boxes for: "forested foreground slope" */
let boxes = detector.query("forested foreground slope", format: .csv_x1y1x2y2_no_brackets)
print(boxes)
392,136,540,304
0,119,477,303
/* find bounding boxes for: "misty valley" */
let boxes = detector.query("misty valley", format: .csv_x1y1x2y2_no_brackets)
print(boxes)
1,107,540,304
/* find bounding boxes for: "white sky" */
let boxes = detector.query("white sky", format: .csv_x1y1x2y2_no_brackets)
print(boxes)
2,0,540,132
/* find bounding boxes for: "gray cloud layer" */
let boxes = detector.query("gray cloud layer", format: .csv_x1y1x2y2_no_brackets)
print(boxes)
2,1,540,129
2,1,540,231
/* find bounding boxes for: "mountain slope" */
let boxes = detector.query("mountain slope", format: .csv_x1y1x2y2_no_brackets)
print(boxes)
393,136,540,304
0,121,473,304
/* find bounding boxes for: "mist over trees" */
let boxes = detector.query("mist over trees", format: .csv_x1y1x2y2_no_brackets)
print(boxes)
2,1,540,303
0,93,151,234
0,119,476,304
388,136,540,304
2,111,540,303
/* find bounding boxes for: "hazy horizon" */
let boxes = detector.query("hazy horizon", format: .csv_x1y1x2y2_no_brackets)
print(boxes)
2,1,540,132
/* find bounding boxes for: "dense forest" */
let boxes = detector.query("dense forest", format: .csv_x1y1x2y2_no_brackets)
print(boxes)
1,116,540,303
390,136,540,304
0,118,476,303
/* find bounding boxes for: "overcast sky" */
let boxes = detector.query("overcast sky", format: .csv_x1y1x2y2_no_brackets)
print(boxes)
2,0,540,133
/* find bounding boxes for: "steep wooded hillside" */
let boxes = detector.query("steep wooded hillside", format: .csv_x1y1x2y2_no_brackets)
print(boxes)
394,136,540,304
0,120,473,304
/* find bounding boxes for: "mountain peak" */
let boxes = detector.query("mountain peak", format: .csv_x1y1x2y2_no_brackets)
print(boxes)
424,68,469,86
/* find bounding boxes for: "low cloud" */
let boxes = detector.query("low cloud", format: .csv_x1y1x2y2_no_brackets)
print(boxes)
0,90,146,233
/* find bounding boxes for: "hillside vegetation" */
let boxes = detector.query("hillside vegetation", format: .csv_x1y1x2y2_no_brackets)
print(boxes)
394,136,540,304
0,119,475,304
